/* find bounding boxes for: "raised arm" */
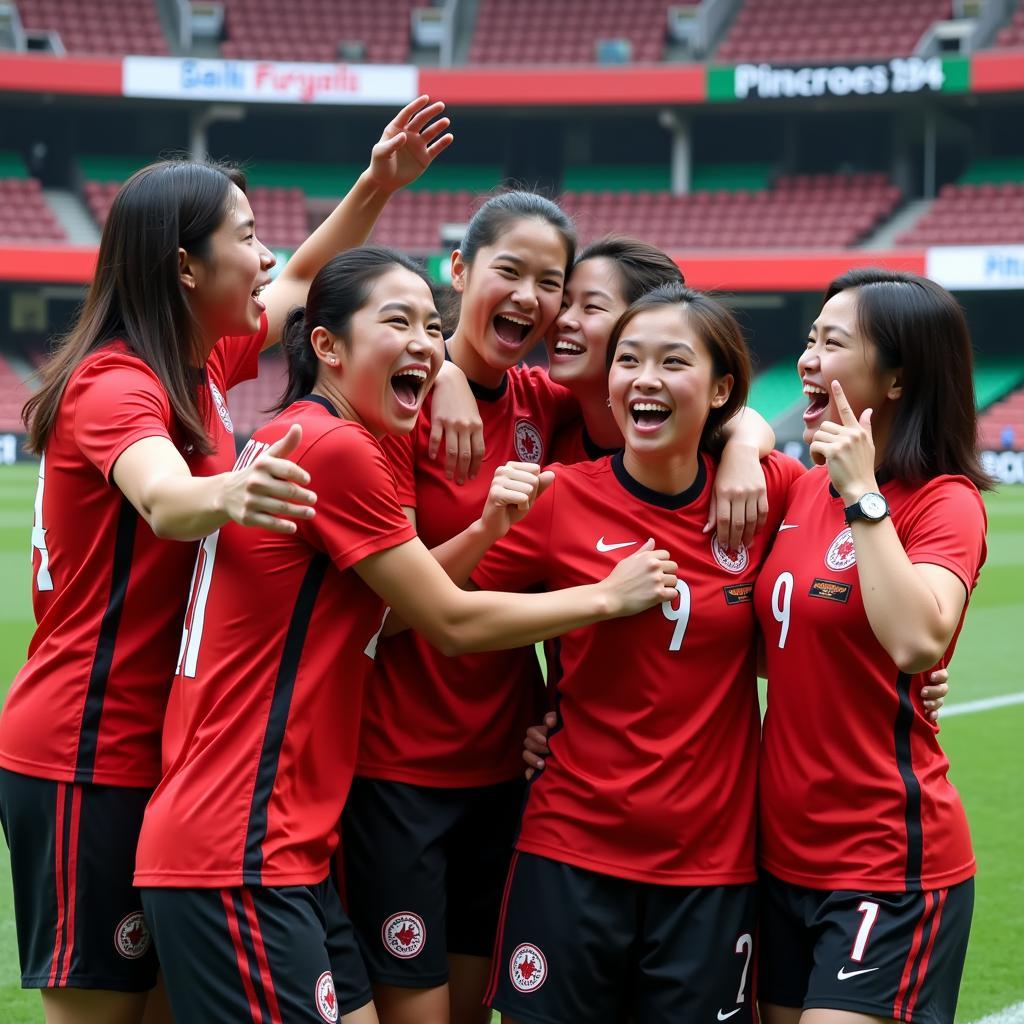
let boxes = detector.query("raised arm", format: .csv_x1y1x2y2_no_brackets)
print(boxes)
811,381,970,674
261,95,454,346
357,536,676,657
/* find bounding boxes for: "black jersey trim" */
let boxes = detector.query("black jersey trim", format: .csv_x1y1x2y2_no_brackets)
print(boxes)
242,553,329,884
443,345,510,402
297,394,341,417
75,497,138,783
581,427,621,461
894,670,924,890
610,450,708,509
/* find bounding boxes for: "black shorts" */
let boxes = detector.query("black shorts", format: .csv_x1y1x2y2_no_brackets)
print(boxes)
486,851,758,1024
0,767,158,991
341,775,525,987
758,871,974,1024
141,878,372,1023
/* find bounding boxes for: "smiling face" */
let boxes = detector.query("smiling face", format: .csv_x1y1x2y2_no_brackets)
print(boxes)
183,184,275,344
608,304,732,459
799,288,900,444
329,266,444,437
451,217,569,375
546,256,627,390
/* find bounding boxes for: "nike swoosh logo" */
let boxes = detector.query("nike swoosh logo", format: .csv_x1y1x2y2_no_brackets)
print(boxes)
837,965,880,980
717,1010,741,1021
778,523,799,531
596,537,638,552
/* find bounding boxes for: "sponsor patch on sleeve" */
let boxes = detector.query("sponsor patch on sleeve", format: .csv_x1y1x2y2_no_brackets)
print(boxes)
808,578,852,603
722,583,754,605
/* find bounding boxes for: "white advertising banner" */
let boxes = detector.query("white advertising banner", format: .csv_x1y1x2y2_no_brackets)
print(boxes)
122,57,418,106
926,246,1024,291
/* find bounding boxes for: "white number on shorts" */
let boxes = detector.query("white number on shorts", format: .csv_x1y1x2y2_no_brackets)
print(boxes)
734,932,753,1004
31,453,54,591
771,571,793,649
661,579,691,652
851,900,880,962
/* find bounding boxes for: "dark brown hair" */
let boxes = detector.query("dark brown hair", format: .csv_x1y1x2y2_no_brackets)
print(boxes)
824,268,994,490
24,159,246,456
575,235,684,304
460,190,576,273
607,282,751,453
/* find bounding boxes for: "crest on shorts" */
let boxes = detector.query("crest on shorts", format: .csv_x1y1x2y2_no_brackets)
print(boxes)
509,943,547,993
114,911,151,960
209,380,234,433
382,911,426,959
514,419,544,464
315,970,339,1022
711,535,749,574
825,527,857,571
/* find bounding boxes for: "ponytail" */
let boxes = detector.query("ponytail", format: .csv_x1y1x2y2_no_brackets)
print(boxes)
277,307,319,411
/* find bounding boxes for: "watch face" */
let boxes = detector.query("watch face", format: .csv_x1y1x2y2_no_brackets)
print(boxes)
860,492,888,519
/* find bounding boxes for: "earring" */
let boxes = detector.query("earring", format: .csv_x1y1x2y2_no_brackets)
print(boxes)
605,397,612,407
329,357,337,366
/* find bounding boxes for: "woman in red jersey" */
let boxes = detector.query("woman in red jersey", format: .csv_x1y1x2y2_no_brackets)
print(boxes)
342,203,773,1024
754,269,990,1024
469,283,802,1024
0,97,453,1024
135,246,677,1024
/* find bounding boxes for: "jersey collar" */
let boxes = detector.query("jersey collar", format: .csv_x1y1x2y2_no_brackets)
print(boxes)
444,346,508,402
611,450,708,510
298,393,341,417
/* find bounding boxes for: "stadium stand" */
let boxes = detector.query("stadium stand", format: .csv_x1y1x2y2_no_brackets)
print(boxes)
218,0,424,64
226,351,288,439
13,0,168,56
979,386,1024,450
747,362,803,422
716,0,951,64
0,153,66,242
468,0,673,65
897,181,1024,245
561,172,902,250
995,0,1024,48
0,354,31,432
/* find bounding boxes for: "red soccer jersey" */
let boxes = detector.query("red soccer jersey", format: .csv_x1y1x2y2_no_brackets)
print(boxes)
549,421,620,466
471,451,805,885
135,398,416,888
357,366,578,787
754,468,986,891
0,318,265,788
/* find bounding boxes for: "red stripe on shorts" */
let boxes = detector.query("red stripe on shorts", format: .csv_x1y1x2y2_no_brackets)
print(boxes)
893,891,935,1021
484,850,520,1005
46,784,68,987
222,890,264,1023
241,888,282,1024
905,889,948,1021
56,786,83,986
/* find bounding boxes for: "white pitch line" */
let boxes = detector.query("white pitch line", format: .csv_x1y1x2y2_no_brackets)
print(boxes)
967,1001,1024,1024
941,692,1024,717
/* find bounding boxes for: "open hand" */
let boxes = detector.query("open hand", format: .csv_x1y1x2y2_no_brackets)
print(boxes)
367,95,454,193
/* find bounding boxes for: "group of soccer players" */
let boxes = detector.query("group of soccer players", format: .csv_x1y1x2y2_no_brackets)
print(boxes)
0,95,984,1024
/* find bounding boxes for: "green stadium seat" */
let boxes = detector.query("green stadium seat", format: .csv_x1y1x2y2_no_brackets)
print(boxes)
973,355,1024,411
748,362,803,422
0,151,29,179
562,165,671,192
691,163,774,192
959,158,1024,186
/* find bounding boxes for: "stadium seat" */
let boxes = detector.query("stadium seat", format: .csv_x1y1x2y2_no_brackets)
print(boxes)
0,354,32,432
15,0,170,56
0,179,67,243
897,178,1024,245
226,351,289,439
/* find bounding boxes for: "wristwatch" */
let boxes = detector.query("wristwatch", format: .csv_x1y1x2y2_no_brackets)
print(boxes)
844,491,890,525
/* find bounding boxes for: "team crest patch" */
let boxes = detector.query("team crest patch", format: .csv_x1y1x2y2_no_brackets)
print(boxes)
114,912,151,960
514,419,544,463
315,970,339,1022
509,943,547,993
825,527,857,571
209,380,234,433
711,535,749,574
809,578,852,603
382,911,425,959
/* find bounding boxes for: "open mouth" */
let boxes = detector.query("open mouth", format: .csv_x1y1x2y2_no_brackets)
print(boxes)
802,383,830,422
390,366,428,409
251,283,267,312
630,401,672,429
553,337,586,357
493,313,533,347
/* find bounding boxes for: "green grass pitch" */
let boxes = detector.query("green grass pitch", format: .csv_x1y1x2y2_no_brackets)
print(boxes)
0,464,1021,1022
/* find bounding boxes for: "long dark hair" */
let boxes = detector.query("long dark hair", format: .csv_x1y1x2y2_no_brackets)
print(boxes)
824,268,994,490
575,235,684,304
24,160,246,456
607,283,751,453
278,246,434,411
